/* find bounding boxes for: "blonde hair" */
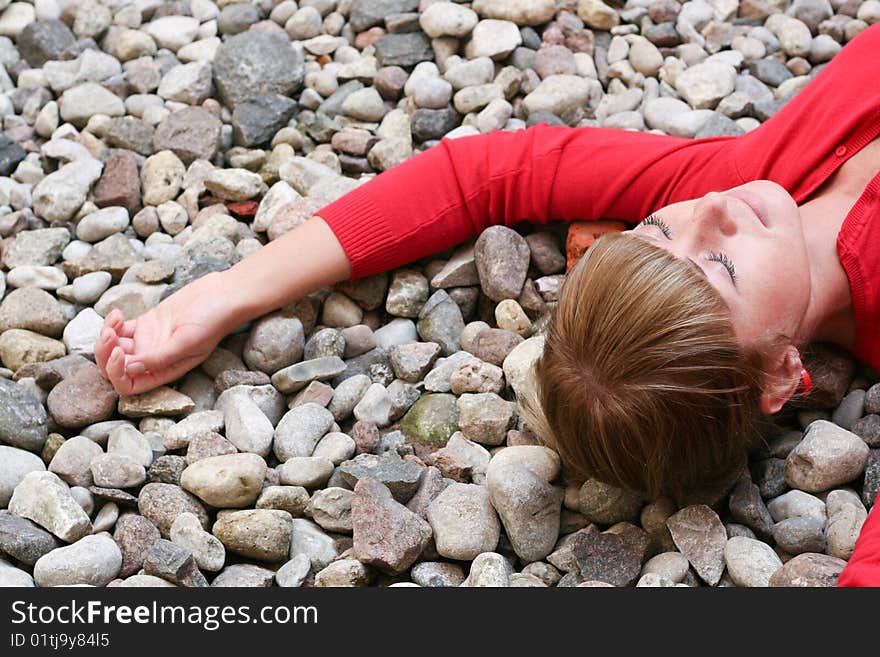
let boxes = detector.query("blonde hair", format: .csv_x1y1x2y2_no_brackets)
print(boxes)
518,232,782,502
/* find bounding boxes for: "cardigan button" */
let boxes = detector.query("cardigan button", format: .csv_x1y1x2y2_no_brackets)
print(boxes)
835,145,848,156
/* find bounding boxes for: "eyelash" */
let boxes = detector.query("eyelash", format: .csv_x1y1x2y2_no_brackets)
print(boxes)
639,214,737,283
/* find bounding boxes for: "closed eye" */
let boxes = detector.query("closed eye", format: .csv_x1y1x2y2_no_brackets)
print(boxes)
634,214,738,288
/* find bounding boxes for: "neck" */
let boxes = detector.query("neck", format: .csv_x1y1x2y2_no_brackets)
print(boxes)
795,199,856,351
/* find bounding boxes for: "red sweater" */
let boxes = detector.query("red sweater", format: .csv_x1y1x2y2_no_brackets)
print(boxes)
317,22,880,586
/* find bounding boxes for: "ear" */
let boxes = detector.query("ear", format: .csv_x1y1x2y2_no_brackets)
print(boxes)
759,344,803,415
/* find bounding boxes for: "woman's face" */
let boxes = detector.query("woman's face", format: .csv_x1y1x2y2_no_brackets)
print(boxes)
626,180,811,349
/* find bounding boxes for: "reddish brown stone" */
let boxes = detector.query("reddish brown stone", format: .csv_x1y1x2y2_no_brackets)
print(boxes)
404,465,449,518
507,429,540,446
565,220,627,270
94,151,141,213
351,478,432,575
226,200,259,217
47,365,118,428
352,420,381,455
469,328,524,367
374,66,409,101
355,26,386,50
114,514,160,577
769,553,847,587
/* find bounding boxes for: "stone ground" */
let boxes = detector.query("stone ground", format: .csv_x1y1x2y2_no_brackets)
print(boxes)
1,0,880,588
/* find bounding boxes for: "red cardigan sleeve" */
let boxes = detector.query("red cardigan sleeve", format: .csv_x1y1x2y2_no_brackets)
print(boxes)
316,122,744,280
837,506,880,587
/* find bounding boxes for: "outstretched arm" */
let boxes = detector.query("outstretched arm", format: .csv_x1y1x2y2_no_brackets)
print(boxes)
95,216,350,395
317,121,743,280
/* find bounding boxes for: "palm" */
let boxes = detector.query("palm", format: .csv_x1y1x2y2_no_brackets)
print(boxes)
94,279,230,396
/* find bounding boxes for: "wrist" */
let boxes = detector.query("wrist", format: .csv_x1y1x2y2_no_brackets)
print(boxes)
203,269,258,333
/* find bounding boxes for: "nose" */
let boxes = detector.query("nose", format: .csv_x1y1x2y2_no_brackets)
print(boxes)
692,191,738,238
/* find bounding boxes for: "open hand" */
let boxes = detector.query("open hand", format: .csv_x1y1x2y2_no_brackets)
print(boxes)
94,272,239,396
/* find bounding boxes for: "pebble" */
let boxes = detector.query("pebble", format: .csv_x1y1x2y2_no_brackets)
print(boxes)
351,478,432,574
138,482,209,537
723,536,783,587
0,510,60,565
170,512,226,572
0,445,46,507
579,478,643,525
91,454,146,489
411,561,466,587
785,420,869,492
568,524,649,586
277,456,335,489
34,535,122,587
180,453,267,508
212,564,276,587
768,552,847,587
276,553,311,587
8,471,92,542
427,482,500,560
487,452,562,563
0,559,34,587
213,509,293,562
143,538,207,587
666,505,727,586
223,390,275,457
113,514,160,577
274,403,335,461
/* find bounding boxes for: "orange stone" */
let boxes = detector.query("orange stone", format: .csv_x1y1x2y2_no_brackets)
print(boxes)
226,200,259,217
565,220,628,270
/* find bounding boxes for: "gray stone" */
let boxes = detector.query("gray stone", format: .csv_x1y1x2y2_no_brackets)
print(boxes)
666,504,727,586
48,435,103,487
0,510,60,565
8,471,92,542
338,451,422,503
212,509,293,562
771,516,826,554
0,445,45,507
427,482,500,560
417,290,465,356
375,32,434,67
785,420,869,492
233,94,299,147
211,564,276,587
487,458,562,563
153,107,222,165
723,536,783,587
33,535,122,587
474,225,531,302
143,538,208,587
18,20,76,67
274,403,335,461
180,453,267,508
271,357,347,394
276,554,311,587
138,482,209,537
213,31,305,107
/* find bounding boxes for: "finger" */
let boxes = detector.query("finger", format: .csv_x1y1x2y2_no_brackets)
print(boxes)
118,319,137,339
125,326,199,375
94,327,119,378
125,353,207,395
116,337,135,353
106,346,135,396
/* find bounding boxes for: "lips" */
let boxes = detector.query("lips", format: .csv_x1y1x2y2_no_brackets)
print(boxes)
727,189,769,227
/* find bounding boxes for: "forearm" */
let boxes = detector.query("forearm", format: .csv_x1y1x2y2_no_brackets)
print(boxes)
217,215,351,328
